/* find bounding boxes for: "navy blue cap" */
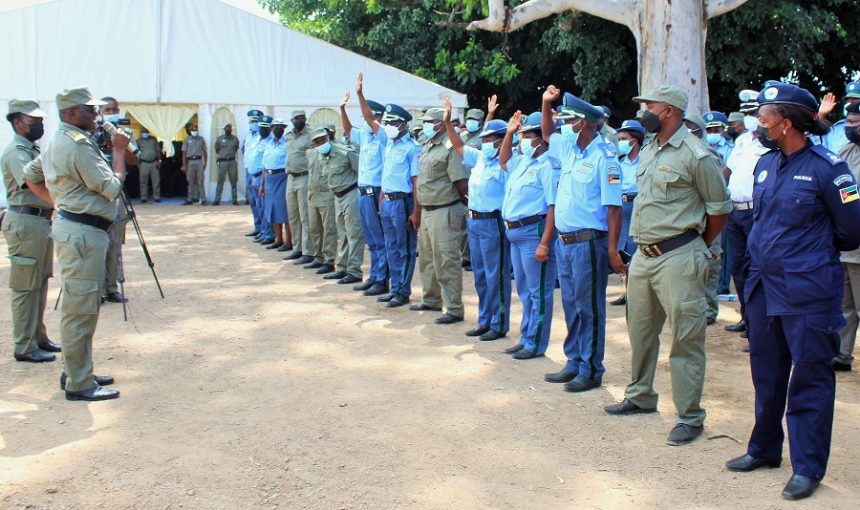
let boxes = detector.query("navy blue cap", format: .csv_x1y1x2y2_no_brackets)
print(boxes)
757,82,818,112
845,82,860,99
600,106,612,118
560,93,603,122
616,119,645,136
519,112,543,134
479,119,508,137
382,103,412,123
258,115,273,127
366,100,385,115
247,109,264,120
703,111,728,127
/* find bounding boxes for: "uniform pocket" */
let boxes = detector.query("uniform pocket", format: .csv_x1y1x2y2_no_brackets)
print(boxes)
800,314,843,361
782,255,840,306
61,278,100,315
676,296,707,342
8,255,39,291
778,191,815,227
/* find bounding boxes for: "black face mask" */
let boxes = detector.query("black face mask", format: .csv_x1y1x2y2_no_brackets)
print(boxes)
272,127,285,139
259,127,271,138
292,120,306,132
726,127,739,141
640,110,663,134
24,121,44,142
755,126,780,150
845,125,860,145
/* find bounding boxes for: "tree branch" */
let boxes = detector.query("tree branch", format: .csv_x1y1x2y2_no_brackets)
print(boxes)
468,0,638,32
705,0,750,19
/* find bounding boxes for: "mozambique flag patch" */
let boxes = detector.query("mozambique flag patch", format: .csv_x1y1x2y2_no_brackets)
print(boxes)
840,184,859,204
608,168,621,184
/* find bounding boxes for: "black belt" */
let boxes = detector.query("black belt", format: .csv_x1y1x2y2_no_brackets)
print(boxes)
423,198,461,212
139,158,158,163
187,156,202,161
58,210,113,232
558,228,607,245
250,171,262,177
383,192,411,201
622,193,637,203
469,209,500,219
638,229,699,258
266,168,286,175
289,171,309,177
504,214,545,230
217,157,236,163
8,205,53,219
333,182,358,198
359,186,379,196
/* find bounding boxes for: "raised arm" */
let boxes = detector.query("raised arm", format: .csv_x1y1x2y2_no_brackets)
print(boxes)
339,91,354,137
499,111,522,171
355,73,380,134
443,97,466,158
486,94,499,123
541,85,560,143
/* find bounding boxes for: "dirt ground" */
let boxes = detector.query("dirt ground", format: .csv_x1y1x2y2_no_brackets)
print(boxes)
0,203,857,510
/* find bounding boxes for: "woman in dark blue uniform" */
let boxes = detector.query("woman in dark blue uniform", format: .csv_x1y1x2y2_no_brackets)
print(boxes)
725,82,860,500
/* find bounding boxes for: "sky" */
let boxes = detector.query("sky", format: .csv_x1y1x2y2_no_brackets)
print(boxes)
0,0,280,22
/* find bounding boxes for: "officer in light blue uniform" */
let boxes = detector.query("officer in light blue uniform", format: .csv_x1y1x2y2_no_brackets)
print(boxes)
341,96,389,296
261,118,289,250
540,89,624,391
610,119,645,307
821,82,860,153
252,116,275,244
243,109,263,237
703,111,734,165
499,111,558,360
726,82,860,501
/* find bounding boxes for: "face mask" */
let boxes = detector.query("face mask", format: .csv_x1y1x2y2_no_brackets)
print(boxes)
383,124,401,140
142,132,150,139
726,127,738,140
755,126,781,150
292,120,306,131
190,130,198,137
102,113,120,124
250,122,259,134
617,139,632,156
560,122,582,145
845,125,860,145
465,120,481,133
520,138,538,158
259,127,271,138
272,127,285,139
706,133,722,145
23,120,44,142
640,110,663,134
481,141,498,159
512,134,520,145
743,115,759,132
317,141,332,155
422,122,438,140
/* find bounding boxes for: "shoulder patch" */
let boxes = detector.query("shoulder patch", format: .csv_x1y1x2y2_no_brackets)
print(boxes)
444,139,454,150
811,144,843,166
684,137,710,160
65,130,87,143
607,165,621,184
602,144,616,159
834,174,855,186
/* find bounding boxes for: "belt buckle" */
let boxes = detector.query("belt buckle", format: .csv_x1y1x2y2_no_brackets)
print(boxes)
366,187,374,195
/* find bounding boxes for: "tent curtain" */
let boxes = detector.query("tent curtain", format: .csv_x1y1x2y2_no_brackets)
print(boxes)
125,104,197,156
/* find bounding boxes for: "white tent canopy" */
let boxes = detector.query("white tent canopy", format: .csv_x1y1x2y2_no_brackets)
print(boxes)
0,0,469,205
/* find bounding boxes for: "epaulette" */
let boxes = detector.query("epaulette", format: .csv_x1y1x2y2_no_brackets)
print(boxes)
683,136,710,160
64,130,88,144
600,142,616,160
810,144,844,166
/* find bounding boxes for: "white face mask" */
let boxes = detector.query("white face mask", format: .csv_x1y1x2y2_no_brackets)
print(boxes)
190,130,199,137
383,124,401,139
743,115,758,133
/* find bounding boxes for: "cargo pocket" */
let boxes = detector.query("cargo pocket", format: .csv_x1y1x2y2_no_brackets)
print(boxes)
783,255,840,306
800,314,843,362
8,255,39,291
61,278,100,315
676,296,707,342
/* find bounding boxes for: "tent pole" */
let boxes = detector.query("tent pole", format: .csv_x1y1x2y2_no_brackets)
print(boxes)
156,0,162,102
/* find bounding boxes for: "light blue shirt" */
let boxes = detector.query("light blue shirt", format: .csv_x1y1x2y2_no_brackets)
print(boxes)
350,125,385,186
709,137,734,166
619,153,639,194
463,146,506,213
502,152,557,222
243,133,261,172
822,119,849,153
249,134,269,176
262,135,287,170
553,133,622,232
378,128,421,193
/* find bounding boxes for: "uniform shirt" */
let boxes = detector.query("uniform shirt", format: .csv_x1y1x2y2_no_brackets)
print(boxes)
747,143,860,315
262,135,287,170
726,132,768,203
378,128,421,194
552,133,622,232
463,146,506,213
349,125,384,187
462,131,483,150
250,134,269,175
839,141,860,264
25,122,122,221
619,153,640,194
822,119,849,153
243,133,262,174
417,133,467,206
215,134,240,160
182,135,206,158
709,137,734,166
630,126,731,245
307,149,333,205
1,134,51,208
320,143,358,193
502,152,557,222
136,136,160,161
285,128,312,174
599,128,618,157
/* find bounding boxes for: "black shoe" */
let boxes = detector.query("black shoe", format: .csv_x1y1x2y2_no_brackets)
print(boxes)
198,200,207,206
294,255,314,265
338,274,362,285
706,317,716,326
14,350,56,363
387,295,410,308
461,259,471,268
324,271,348,280
782,474,820,501
181,200,193,206
105,291,128,303
465,325,490,337
610,294,627,306
409,303,442,312
478,330,506,341
564,375,602,393
504,344,523,354
833,360,852,372
266,242,284,250
284,250,302,260
353,280,375,291
37,340,62,353
435,313,463,325
154,199,162,203
232,200,240,205
212,201,220,206
277,244,293,252
725,454,782,472
253,236,265,243
315,264,335,274
60,372,115,390
377,293,395,303
604,399,657,415
512,349,542,360
304,260,324,269
260,238,275,246
742,344,750,353
666,423,704,446
741,330,749,339
363,282,389,296
65,384,120,401
140,199,147,204
544,366,578,383
245,231,260,237
725,320,747,332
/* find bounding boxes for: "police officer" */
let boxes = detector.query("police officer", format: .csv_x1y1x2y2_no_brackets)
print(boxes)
252,116,276,245
1,99,62,362
181,124,208,205
340,92,389,295
604,85,731,446
243,110,264,236
458,108,485,271
136,128,161,203
311,127,365,284
355,73,421,308
727,112,746,141
213,123,240,205
821,81,860,153
284,110,314,265
305,125,337,275
610,120,646,307
24,87,127,400
725,82,860,500
540,87,624,391
598,105,619,149
260,119,289,250
498,111,558,360
703,111,735,299
410,107,468,324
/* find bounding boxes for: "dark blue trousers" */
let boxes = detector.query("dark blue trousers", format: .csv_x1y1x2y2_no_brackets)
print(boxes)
357,188,389,285
380,196,416,298
726,209,753,317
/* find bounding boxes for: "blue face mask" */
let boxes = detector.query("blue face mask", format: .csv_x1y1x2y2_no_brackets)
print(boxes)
560,122,581,145
250,122,259,134
512,134,520,145
102,113,120,124
520,138,537,158
465,119,481,133
617,139,632,156
706,133,723,146
316,142,332,155
141,132,150,139
422,122,438,140
481,141,498,159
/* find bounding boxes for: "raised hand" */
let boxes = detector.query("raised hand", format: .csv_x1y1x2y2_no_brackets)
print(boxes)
543,85,561,103
819,92,837,118
508,111,523,134
356,73,364,95
340,91,351,108
487,94,499,114
443,97,452,123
